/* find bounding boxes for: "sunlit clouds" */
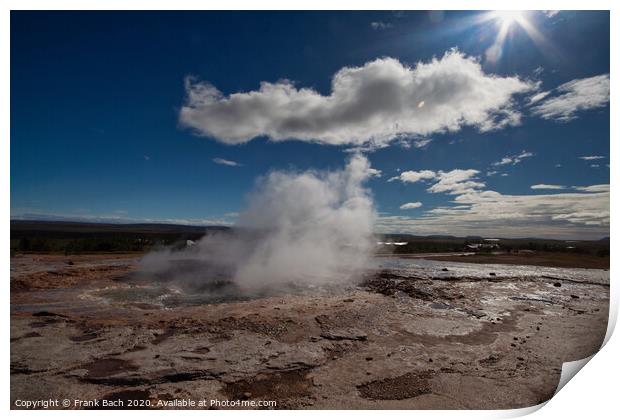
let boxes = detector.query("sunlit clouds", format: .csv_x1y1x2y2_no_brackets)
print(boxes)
389,169,485,196
531,75,610,121
180,50,534,146
378,185,609,239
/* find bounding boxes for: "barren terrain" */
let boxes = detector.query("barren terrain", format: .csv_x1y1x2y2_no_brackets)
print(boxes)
11,253,609,409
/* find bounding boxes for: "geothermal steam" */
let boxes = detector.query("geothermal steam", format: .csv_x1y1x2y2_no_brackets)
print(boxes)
138,154,377,298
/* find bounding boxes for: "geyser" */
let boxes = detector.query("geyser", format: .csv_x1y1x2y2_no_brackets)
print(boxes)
137,154,378,299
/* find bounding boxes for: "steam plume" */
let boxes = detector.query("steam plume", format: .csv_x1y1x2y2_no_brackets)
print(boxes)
137,154,377,299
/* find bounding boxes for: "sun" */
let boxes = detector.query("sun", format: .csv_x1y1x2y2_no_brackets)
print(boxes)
480,10,551,63
493,10,523,27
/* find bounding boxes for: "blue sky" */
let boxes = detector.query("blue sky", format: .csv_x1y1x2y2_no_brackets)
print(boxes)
11,11,610,239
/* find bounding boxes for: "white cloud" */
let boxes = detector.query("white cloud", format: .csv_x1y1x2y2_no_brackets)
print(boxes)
388,170,436,184
531,74,610,121
367,168,383,177
400,202,422,210
389,168,484,195
180,50,534,146
591,164,600,168
492,150,534,166
543,10,560,18
213,157,243,167
376,185,609,239
531,184,565,190
579,155,605,161
494,157,512,166
412,138,432,148
393,137,432,150
574,184,609,193
427,169,484,195
370,21,393,30
528,91,550,104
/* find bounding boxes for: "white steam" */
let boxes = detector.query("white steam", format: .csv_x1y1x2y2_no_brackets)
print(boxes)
137,154,377,298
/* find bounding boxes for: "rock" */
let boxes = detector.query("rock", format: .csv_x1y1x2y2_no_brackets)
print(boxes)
571,295,580,299
32,311,67,318
489,272,496,276
441,268,449,272
478,355,499,365
320,328,367,341
553,282,562,287
365,357,373,361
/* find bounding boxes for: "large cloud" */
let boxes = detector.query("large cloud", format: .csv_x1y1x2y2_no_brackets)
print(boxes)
179,50,535,146
530,74,610,121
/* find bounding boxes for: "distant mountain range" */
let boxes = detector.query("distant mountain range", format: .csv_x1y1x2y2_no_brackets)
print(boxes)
10,220,610,243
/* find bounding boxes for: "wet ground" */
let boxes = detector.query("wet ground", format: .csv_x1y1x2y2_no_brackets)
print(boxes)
10,254,609,409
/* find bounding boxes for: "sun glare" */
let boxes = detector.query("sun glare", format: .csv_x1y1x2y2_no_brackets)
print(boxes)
478,10,552,64
494,10,522,27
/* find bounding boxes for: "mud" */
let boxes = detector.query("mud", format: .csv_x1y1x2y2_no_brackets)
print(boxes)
357,371,432,400
10,254,609,409
223,369,314,401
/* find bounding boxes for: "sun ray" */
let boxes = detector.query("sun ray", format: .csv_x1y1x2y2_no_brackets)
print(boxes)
482,11,554,64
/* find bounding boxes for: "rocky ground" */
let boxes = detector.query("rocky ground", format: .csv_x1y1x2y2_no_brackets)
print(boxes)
10,254,609,409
